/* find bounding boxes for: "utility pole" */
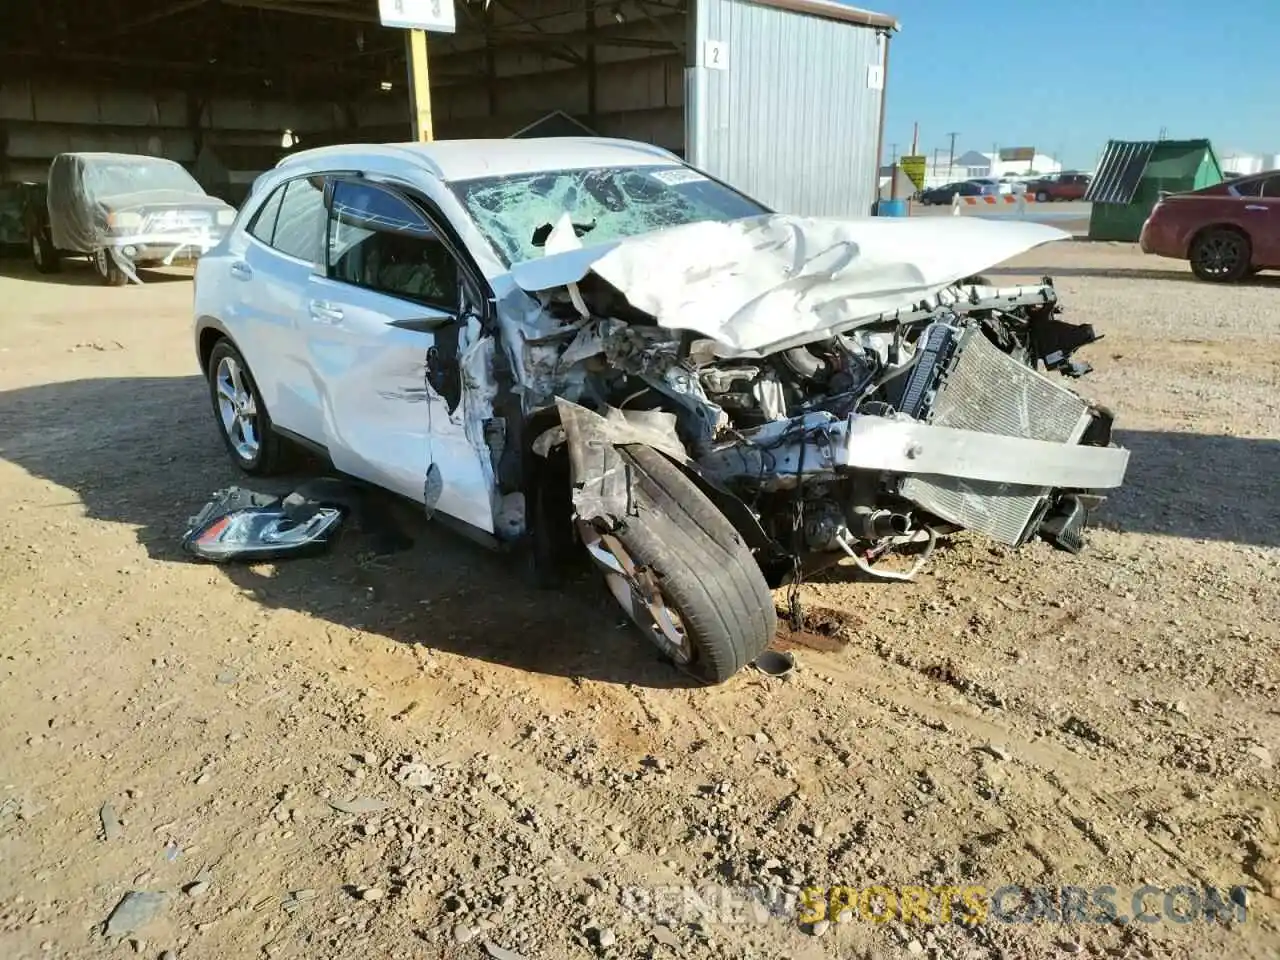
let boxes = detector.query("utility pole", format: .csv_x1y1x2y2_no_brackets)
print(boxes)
909,123,919,211
946,130,959,179
888,143,899,202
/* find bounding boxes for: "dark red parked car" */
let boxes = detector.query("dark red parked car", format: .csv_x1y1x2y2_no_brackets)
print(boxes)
1026,172,1092,202
1140,170,1280,282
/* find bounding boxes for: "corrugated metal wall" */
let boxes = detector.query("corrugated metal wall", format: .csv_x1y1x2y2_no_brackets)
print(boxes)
687,0,886,216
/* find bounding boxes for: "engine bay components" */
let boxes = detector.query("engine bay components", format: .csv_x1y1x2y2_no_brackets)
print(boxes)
533,264,1127,588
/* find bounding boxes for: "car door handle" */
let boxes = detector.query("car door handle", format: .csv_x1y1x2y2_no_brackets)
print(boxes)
1245,204,1268,212
309,300,345,324
229,261,253,280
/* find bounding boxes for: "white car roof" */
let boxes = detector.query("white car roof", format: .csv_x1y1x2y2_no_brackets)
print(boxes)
277,137,683,183
59,152,184,164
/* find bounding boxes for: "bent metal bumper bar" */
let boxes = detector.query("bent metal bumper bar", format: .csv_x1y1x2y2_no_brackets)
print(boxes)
841,416,1129,488
698,411,1130,491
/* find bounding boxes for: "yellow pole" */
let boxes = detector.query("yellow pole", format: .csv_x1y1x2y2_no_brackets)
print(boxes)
406,28,433,142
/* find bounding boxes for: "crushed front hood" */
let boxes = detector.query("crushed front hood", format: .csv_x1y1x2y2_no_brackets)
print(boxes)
509,214,1069,355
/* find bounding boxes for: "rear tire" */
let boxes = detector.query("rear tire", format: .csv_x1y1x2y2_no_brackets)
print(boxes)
588,446,776,684
31,233,61,274
1189,228,1251,283
206,339,291,475
1036,190,1050,202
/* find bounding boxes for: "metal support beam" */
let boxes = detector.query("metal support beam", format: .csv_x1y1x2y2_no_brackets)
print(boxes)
872,30,891,210
491,0,587,67
186,90,207,158
12,0,214,54
483,1,499,117
406,29,433,142
585,0,598,125
219,0,380,22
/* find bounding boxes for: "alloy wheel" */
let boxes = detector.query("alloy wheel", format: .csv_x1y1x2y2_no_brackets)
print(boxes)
1194,234,1244,278
214,356,261,462
579,521,692,664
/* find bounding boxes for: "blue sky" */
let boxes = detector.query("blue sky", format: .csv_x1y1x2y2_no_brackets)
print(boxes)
878,0,1276,169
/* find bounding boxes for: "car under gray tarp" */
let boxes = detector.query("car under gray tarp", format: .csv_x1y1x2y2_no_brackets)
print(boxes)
46,152,234,283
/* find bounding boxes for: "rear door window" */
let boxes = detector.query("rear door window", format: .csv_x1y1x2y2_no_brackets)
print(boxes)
1258,176,1280,198
272,177,327,262
1231,178,1265,198
247,185,285,244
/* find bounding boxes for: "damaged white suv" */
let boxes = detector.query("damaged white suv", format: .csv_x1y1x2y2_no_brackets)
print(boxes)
193,138,1129,683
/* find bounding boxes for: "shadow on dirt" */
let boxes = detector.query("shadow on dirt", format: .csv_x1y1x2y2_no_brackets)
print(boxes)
0,256,194,286
1105,429,1279,547
986,264,1280,287
1,378,1277,685
0,374,697,688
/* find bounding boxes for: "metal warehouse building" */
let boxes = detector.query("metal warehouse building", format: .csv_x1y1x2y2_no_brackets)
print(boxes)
1,0,897,217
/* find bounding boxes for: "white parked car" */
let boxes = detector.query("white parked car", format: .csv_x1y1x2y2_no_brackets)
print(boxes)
966,177,1005,196
193,138,1128,683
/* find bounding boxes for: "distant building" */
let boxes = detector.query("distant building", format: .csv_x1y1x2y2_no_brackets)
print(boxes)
880,146,1068,193
920,149,1062,188
1218,152,1280,176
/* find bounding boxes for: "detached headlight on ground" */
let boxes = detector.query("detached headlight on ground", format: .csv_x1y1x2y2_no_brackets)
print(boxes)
181,487,345,562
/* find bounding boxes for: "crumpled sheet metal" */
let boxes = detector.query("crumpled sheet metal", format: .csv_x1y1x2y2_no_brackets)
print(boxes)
508,214,1069,356
551,398,686,524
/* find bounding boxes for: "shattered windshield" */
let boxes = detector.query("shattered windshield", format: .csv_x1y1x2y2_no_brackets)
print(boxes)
452,165,769,266
83,158,205,199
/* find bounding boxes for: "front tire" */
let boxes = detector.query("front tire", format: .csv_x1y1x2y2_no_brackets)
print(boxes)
94,248,127,286
582,446,776,684
1190,228,1251,283
206,339,290,475
1036,190,1050,202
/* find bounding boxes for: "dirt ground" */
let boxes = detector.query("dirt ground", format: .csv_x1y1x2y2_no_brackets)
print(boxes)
0,241,1277,960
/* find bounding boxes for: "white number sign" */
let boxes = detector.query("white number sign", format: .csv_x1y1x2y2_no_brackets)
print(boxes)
379,0,456,34
703,40,728,70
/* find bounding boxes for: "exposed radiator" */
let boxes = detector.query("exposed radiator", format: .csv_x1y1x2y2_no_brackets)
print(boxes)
899,326,1092,545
